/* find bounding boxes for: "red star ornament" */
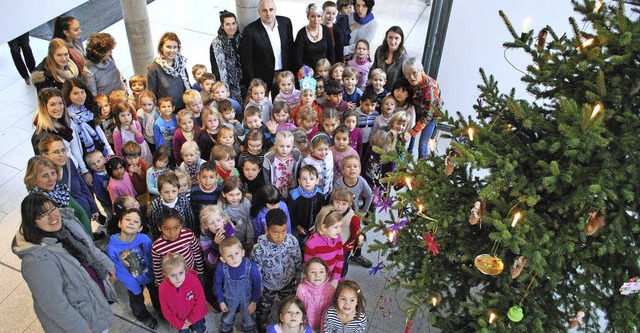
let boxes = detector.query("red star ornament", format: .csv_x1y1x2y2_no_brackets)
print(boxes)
423,232,440,256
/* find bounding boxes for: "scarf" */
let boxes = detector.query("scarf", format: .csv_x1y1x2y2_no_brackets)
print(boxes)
185,162,200,184
154,54,191,90
45,225,109,282
55,118,75,143
67,104,103,154
353,12,374,25
279,89,300,105
212,29,244,101
216,165,232,180
54,60,79,82
297,185,320,199
31,182,71,207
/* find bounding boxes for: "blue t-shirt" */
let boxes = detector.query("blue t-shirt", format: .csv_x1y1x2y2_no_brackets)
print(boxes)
153,116,177,148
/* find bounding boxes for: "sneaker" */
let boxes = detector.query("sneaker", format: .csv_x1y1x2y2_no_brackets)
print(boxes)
350,255,373,268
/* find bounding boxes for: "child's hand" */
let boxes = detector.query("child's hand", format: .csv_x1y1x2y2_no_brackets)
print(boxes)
128,164,141,175
82,172,93,187
220,302,228,312
214,230,225,244
296,226,307,235
347,101,356,110
266,121,278,134
229,119,238,124
247,302,257,314
181,319,191,330
330,279,339,288
403,132,411,142
245,193,253,201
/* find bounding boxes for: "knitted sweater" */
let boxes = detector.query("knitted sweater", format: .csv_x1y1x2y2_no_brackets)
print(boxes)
304,233,344,281
137,107,160,145
223,198,254,244
334,176,373,213
83,56,126,96
296,279,336,331
147,61,189,110
287,186,325,231
151,228,204,284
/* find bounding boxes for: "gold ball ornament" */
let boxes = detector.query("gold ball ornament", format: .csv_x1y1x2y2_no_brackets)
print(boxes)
474,254,504,275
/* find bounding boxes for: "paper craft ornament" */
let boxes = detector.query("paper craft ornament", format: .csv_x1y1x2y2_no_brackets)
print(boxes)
508,306,524,322
475,254,504,275
469,200,486,225
620,277,640,295
584,211,605,236
444,151,457,176
568,311,585,328
510,256,527,279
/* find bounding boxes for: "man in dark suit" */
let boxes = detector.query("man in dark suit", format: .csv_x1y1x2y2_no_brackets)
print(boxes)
240,0,294,100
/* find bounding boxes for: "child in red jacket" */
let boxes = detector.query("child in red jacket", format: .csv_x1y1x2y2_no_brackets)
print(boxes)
159,253,208,332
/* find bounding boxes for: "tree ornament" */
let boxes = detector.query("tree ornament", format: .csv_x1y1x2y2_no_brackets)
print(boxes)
474,254,504,275
510,256,527,279
369,261,385,275
423,232,441,256
469,200,486,225
444,150,457,176
536,28,548,52
619,277,640,295
508,305,524,322
568,311,586,328
584,211,605,236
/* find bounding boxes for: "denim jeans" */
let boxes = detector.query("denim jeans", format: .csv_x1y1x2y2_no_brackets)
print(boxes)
221,259,255,333
418,120,437,158
177,317,206,333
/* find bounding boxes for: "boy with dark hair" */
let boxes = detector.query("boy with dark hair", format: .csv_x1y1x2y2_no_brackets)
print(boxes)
287,165,325,251
149,172,196,233
321,80,351,116
240,155,266,200
190,161,222,218
251,209,302,333
333,0,353,62
243,106,276,151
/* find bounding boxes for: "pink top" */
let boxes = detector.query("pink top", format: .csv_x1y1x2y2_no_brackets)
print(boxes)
331,146,358,179
296,279,336,331
107,172,137,204
304,233,344,281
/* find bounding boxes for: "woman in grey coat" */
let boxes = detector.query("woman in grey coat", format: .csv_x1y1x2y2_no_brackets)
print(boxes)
12,193,116,333
83,33,126,97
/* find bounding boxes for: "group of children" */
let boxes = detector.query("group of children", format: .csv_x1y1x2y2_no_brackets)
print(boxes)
64,2,425,330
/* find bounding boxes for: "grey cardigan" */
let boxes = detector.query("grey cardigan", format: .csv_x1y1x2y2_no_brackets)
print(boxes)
147,61,189,110
83,56,126,97
372,47,409,92
12,208,116,333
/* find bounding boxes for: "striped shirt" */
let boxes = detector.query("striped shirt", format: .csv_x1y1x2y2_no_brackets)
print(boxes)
152,228,204,284
354,107,379,143
304,233,344,281
322,306,368,333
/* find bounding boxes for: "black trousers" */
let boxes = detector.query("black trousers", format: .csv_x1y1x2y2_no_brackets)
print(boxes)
8,32,35,79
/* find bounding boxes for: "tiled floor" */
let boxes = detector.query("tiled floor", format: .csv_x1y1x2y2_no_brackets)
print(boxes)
0,0,437,332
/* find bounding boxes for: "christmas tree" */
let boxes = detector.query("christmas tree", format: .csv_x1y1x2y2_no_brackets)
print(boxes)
366,0,640,331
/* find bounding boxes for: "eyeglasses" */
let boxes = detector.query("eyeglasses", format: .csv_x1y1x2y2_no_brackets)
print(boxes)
46,148,67,156
404,70,422,78
37,206,58,221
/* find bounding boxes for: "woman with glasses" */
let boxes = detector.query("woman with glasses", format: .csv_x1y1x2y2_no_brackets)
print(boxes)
24,156,92,238
401,57,443,159
32,87,92,185
38,134,100,226
12,192,116,332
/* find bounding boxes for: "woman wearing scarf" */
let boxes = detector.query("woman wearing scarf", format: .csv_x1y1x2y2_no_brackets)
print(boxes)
24,156,93,238
343,0,378,58
12,192,116,333
38,133,100,225
147,32,190,110
210,10,244,102
62,78,114,159
294,3,335,71
53,15,86,74
32,38,82,92
31,88,92,184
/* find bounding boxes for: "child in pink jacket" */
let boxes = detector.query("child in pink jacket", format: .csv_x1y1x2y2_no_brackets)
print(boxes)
296,257,336,331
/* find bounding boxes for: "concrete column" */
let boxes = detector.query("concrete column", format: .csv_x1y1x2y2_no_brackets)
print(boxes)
120,0,155,75
236,0,260,32
421,0,454,79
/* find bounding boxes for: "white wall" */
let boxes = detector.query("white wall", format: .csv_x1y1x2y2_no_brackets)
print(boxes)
1,0,86,44
438,0,575,119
